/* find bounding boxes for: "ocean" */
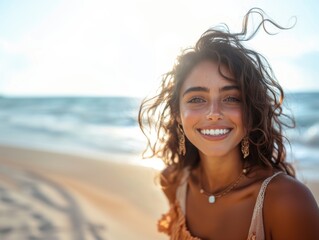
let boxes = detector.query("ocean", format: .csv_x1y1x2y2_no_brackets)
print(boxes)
0,93,318,179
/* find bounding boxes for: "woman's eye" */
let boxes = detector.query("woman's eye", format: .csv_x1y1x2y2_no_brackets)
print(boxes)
224,96,241,103
188,97,206,103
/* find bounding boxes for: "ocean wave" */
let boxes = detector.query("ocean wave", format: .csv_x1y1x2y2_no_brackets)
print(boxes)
288,123,319,147
302,123,319,146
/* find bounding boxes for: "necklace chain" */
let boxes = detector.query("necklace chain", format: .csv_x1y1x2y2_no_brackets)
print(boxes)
199,168,247,203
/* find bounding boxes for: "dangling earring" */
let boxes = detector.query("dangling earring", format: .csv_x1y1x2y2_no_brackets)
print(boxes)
177,125,186,156
241,136,249,159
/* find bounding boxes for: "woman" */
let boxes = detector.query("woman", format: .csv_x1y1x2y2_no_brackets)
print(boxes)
138,8,319,240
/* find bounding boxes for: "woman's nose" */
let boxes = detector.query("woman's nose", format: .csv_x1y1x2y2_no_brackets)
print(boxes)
206,102,223,121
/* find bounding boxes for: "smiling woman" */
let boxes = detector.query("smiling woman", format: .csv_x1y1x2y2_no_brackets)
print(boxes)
179,61,245,160
138,8,319,240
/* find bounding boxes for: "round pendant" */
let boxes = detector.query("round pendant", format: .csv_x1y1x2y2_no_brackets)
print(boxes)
208,195,215,203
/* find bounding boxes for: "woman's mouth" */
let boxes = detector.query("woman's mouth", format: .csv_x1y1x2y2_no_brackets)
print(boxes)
199,128,231,136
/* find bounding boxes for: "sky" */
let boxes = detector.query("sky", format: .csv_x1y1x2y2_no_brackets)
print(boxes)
0,0,318,97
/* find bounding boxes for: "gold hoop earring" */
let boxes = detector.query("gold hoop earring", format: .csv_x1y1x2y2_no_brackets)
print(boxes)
241,136,249,159
178,125,186,156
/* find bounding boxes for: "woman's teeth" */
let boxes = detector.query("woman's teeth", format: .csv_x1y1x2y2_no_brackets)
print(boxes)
200,129,230,136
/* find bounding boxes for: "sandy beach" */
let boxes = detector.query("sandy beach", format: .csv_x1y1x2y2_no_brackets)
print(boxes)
0,144,318,240
0,145,167,240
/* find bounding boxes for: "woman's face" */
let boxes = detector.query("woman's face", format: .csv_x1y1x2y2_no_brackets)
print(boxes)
179,60,245,159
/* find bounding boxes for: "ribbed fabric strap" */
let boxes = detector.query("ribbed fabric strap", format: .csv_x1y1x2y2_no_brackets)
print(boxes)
247,172,282,240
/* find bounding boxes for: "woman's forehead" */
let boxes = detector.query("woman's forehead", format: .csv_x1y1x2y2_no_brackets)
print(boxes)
181,60,236,88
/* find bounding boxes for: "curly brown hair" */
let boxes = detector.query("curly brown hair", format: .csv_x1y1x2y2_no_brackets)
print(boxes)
138,8,296,177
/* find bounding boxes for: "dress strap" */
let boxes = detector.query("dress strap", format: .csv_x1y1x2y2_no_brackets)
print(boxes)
248,171,282,240
176,168,190,214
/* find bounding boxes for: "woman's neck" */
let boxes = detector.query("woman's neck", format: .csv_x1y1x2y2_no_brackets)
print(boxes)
198,150,244,193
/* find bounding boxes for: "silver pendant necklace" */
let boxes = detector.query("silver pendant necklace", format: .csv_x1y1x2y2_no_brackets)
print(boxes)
199,168,247,204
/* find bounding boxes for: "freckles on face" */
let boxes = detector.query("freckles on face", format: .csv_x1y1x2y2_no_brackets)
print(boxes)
178,60,246,158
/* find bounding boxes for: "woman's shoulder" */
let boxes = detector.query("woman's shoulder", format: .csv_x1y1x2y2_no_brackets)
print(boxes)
263,172,319,239
265,172,318,208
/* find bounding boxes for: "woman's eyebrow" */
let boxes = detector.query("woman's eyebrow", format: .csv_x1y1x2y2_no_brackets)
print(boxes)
182,86,209,97
219,85,239,92
182,85,239,97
